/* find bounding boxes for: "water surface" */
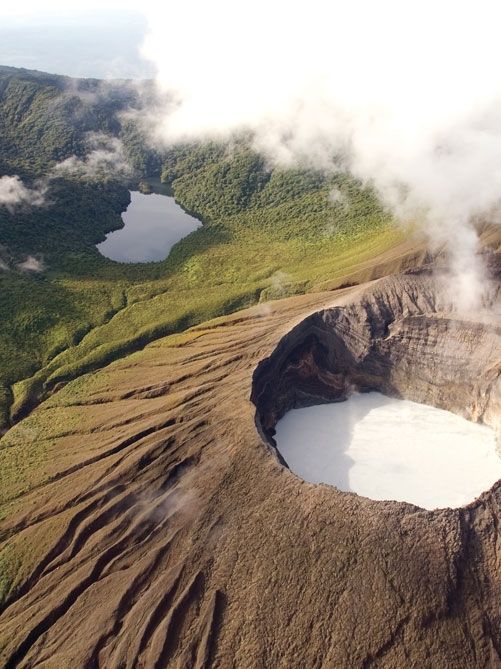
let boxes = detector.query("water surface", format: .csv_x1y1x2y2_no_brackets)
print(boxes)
97,191,201,263
275,392,501,510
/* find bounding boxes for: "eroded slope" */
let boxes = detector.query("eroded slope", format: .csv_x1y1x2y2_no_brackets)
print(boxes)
0,272,500,668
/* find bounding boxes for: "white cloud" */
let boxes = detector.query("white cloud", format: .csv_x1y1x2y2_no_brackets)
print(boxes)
16,255,45,272
2,1,500,308
54,132,132,180
0,176,46,212
329,187,346,206
140,0,501,309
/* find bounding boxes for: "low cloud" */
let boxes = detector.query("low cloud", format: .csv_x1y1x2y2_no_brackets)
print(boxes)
0,175,46,212
258,270,299,306
0,132,133,222
139,0,501,311
16,256,45,273
329,187,346,206
54,132,132,180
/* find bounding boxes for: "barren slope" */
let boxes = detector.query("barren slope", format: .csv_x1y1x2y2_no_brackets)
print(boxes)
0,265,500,667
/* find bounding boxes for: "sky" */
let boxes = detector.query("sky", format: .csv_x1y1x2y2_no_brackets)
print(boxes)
0,4,153,79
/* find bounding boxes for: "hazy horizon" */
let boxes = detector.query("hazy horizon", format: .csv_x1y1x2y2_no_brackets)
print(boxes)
0,9,153,79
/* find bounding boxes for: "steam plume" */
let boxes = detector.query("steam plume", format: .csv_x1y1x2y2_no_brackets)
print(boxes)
140,0,501,310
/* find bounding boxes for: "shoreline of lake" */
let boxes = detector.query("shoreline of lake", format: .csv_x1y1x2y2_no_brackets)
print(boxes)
97,189,202,263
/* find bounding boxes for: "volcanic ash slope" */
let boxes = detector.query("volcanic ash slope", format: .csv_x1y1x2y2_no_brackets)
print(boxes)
0,271,500,668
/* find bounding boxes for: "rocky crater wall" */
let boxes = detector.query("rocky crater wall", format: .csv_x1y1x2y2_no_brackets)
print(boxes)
252,272,501,448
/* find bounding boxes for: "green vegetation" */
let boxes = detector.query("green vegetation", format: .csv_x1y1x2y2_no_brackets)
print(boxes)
0,66,402,431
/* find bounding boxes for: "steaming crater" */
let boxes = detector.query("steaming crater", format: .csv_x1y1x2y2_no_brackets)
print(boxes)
252,273,501,509
274,392,501,509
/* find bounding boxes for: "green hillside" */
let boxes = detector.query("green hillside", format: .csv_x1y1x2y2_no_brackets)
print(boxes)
0,66,401,430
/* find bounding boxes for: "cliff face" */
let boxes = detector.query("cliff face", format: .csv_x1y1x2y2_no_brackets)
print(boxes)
0,271,499,668
253,271,501,439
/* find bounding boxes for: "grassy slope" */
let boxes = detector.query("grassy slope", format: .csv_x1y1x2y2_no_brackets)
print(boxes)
0,67,403,430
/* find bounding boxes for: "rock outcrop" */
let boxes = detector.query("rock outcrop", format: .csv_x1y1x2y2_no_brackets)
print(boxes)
0,269,499,668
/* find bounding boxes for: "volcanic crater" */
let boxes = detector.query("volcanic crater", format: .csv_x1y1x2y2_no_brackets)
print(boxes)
253,274,500,441
1,269,500,667
252,271,501,510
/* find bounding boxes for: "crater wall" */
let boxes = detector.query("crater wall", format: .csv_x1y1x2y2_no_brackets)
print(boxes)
253,272,501,447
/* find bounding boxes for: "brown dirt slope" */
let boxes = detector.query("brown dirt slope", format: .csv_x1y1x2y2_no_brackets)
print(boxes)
0,257,500,667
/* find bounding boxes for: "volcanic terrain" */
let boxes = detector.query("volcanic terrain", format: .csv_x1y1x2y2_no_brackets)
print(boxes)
0,256,500,667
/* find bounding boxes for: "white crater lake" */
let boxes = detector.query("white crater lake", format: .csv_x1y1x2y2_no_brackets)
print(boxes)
275,392,501,510
97,191,201,263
